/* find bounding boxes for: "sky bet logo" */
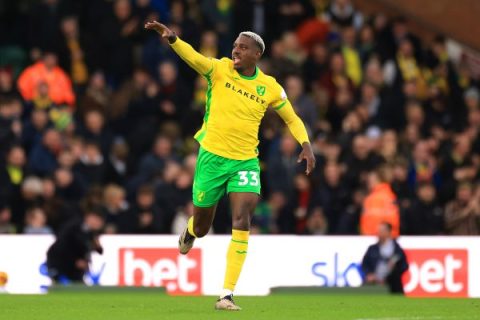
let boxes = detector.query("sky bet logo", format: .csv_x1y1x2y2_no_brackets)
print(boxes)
311,249,469,297
225,82,267,105
311,253,363,287
403,249,468,297
119,248,202,295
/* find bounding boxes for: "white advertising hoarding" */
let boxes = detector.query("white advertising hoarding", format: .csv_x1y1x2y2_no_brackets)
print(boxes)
0,235,478,297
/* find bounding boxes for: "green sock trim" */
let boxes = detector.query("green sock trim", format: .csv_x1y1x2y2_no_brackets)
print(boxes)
231,239,248,244
235,250,248,254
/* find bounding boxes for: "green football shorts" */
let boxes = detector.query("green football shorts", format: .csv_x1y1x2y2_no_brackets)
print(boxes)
192,147,261,207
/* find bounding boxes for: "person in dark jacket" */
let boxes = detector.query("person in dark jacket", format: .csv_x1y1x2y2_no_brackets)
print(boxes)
405,183,444,235
118,184,165,234
28,129,62,176
46,208,104,283
361,222,409,294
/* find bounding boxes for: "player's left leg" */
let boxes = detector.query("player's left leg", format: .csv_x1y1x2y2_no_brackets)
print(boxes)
216,155,261,310
215,192,258,311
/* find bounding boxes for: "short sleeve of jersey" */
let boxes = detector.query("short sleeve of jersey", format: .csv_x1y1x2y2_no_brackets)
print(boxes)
270,81,288,110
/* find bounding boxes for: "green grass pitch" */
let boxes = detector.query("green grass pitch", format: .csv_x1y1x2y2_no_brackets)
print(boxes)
0,291,479,320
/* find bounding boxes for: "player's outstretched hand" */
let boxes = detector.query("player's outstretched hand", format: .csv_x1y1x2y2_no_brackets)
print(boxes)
144,21,175,39
298,142,316,175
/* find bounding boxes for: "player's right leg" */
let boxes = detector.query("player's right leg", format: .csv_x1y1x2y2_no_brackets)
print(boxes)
179,147,228,254
179,205,216,254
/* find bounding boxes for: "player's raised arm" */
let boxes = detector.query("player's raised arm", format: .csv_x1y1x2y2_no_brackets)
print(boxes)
273,99,316,175
145,21,214,76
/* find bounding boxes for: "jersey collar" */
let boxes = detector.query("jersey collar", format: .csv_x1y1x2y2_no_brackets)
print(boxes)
237,66,258,80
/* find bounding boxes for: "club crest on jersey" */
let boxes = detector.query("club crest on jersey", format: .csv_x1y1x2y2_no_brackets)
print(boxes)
256,85,266,96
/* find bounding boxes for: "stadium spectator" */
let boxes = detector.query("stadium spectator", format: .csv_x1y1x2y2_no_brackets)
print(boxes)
0,97,22,158
302,42,329,89
157,60,191,124
310,161,350,233
267,134,301,195
23,206,53,234
464,87,479,111
41,176,78,233
324,0,363,30
337,188,365,234
304,207,328,235
0,68,19,99
291,174,313,233
118,68,160,157
275,0,314,35
0,145,26,204
17,52,75,106
119,184,165,234
77,109,114,156
169,0,200,47
361,222,408,294
0,205,15,234
74,142,106,186
142,30,179,77
341,26,362,87
378,130,399,164
78,71,112,120
390,17,422,62
22,108,50,154
200,0,234,56
138,135,176,180
104,139,130,186
58,16,90,88
54,167,87,204
268,39,298,82
344,135,382,189
360,167,400,236
407,140,440,191
97,0,138,84
439,134,476,203
405,183,444,235
102,184,129,234
390,158,412,225
17,176,44,229
284,74,318,132
28,129,63,176
358,25,376,64
318,51,354,103
444,182,480,235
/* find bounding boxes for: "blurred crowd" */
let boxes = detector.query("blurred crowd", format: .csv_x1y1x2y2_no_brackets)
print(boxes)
0,0,479,236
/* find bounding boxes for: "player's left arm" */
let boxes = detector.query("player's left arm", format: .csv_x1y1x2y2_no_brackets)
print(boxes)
273,98,316,175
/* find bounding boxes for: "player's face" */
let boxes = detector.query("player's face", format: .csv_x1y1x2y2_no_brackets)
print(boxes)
232,35,261,71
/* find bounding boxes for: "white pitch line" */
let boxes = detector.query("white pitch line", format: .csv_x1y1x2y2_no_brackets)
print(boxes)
354,317,444,320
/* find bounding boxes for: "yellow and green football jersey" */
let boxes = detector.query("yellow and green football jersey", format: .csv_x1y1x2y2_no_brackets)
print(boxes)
171,38,309,160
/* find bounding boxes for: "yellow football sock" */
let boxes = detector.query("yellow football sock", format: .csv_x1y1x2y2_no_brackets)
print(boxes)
223,229,249,292
187,216,197,238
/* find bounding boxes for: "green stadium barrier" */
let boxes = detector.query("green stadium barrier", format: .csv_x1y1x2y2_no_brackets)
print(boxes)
48,284,166,294
270,285,390,295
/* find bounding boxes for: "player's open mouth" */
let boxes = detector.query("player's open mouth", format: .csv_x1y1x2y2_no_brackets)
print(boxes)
233,57,241,64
